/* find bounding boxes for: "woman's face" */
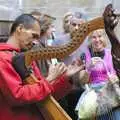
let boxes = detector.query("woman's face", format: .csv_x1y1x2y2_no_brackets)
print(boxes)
63,15,73,33
91,30,105,52
46,24,55,39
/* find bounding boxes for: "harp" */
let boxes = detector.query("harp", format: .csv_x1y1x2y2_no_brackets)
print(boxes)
23,17,104,120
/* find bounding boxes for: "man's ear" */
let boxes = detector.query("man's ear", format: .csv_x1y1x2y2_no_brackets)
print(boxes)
16,24,24,33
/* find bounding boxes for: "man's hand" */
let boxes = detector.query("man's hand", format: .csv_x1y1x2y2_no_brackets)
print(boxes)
65,64,85,77
46,63,67,82
103,4,118,30
12,53,32,80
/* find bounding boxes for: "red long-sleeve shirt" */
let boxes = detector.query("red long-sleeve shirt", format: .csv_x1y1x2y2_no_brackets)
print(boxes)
0,43,72,120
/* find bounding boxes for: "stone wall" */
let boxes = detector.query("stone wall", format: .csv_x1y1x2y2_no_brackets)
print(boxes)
0,0,120,42
0,0,118,32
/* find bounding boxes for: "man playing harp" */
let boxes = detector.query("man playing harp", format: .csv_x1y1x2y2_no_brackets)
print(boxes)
0,13,84,120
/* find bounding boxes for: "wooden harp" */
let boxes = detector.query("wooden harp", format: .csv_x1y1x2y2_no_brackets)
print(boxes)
24,17,104,120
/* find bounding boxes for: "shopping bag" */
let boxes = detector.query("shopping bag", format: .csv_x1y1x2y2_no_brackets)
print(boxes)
75,85,98,119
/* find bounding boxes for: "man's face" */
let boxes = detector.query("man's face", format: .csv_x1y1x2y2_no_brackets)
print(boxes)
18,21,40,50
69,17,85,32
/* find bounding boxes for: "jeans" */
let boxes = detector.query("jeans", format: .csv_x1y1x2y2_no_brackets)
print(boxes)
113,108,120,120
78,108,120,120
96,108,120,120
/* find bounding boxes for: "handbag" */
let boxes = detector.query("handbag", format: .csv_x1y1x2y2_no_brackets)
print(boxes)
75,58,120,119
75,84,98,119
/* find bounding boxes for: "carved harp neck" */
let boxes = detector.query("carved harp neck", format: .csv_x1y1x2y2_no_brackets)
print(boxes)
24,17,104,66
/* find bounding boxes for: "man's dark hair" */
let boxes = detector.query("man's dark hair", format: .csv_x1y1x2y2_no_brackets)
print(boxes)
10,14,40,35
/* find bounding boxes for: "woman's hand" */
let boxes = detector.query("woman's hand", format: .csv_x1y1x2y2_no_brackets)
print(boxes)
108,74,119,84
87,57,103,70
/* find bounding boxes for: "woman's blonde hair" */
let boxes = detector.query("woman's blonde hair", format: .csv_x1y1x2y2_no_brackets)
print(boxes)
88,29,108,48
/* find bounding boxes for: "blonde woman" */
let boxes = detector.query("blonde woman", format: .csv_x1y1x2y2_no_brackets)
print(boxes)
82,29,115,84
77,29,116,120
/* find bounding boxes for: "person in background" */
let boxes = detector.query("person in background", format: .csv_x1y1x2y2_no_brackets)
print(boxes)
52,12,86,65
64,12,86,65
31,11,58,77
78,29,117,120
31,11,88,120
51,12,87,120
82,29,115,76
0,13,84,120
63,12,73,33
30,11,42,20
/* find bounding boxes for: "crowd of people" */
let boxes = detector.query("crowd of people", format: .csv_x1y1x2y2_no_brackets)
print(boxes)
0,3,120,120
